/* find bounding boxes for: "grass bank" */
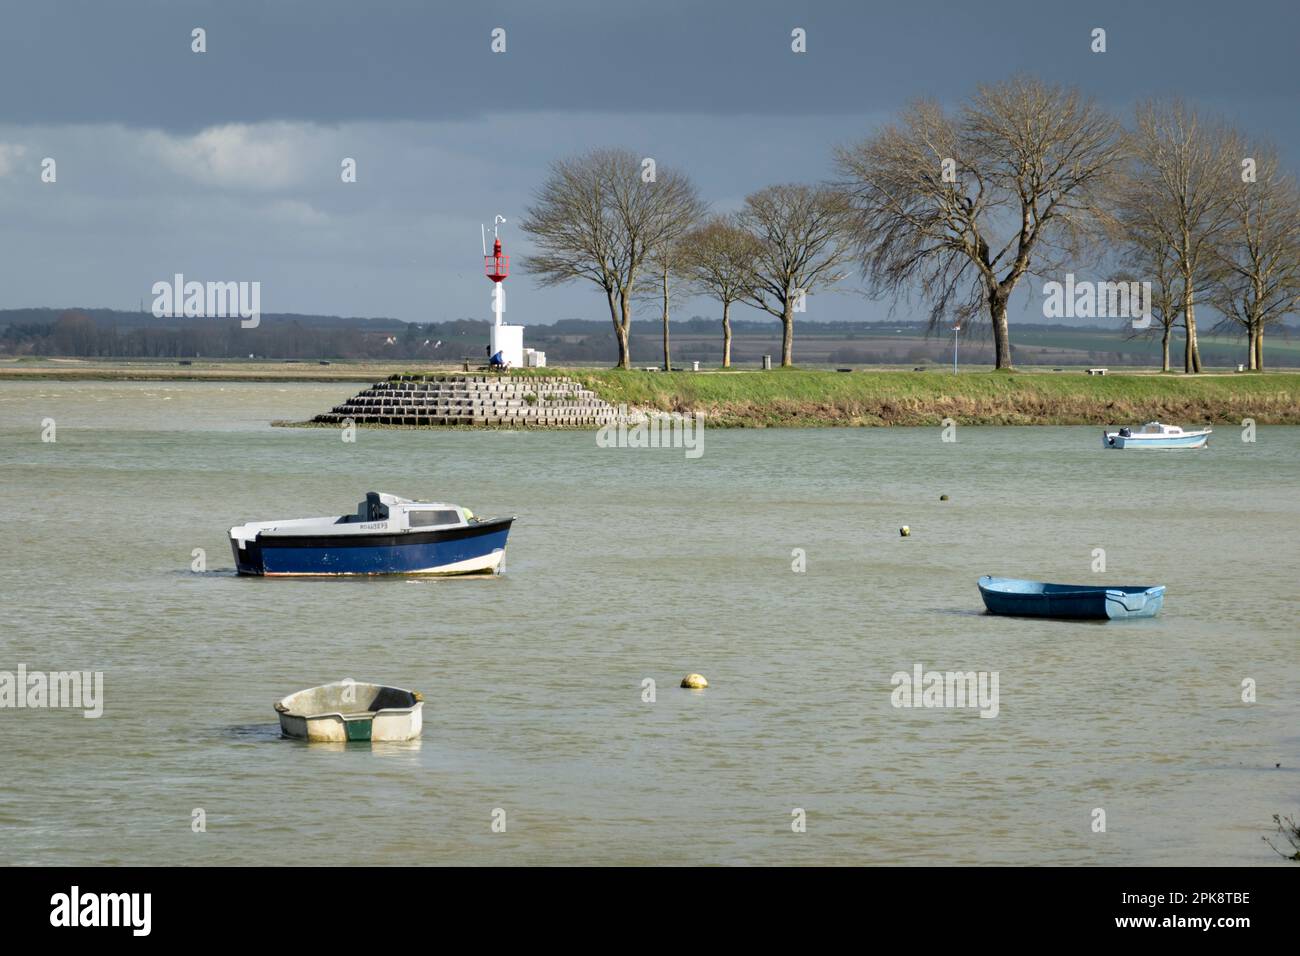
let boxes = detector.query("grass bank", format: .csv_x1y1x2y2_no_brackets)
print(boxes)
513,368,1300,426
7,360,1297,426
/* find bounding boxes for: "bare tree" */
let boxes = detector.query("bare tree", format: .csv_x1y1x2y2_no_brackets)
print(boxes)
683,215,759,367
834,76,1124,369
1126,100,1242,373
738,184,850,366
638,238,697,371
1206,144,1300,370
1141,246,1185,373
521,148,704,369
1113,183,1186,372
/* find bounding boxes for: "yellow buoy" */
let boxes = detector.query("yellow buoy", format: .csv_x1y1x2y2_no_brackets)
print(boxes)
681,673,708,689
900,526,911,537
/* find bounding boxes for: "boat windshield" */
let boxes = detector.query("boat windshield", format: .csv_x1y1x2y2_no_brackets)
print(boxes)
409,509,462,528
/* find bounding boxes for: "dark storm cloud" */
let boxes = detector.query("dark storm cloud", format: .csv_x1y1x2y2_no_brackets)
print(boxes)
4,0,1297,130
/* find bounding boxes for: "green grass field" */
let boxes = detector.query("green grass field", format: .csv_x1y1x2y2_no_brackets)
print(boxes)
509,367,1300,426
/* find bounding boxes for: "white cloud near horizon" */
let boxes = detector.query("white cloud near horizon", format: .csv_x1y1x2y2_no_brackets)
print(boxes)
0,110,897,324
0,109,1123,330
0,142,28,177
142,122,318,191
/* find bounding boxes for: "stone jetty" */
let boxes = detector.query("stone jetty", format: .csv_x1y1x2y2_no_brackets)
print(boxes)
310,374,622,427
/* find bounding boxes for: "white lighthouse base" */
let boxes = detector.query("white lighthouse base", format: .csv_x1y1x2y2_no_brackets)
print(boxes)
490,324,524,369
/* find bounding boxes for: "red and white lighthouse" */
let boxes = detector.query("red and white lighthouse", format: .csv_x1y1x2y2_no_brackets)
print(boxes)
483,215,525,367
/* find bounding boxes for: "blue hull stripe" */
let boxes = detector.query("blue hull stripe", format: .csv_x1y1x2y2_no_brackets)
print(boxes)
260,528,509,574
1125,438,1207,448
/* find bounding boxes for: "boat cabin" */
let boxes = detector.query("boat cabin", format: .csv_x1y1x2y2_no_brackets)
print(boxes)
345,492,470,531
230,491,472,548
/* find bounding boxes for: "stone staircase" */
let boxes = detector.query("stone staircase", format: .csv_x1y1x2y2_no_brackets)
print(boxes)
312,374,622,427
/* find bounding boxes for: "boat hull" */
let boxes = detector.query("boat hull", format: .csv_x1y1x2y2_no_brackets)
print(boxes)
275,682,423,742
231,518,512,576
1102,431,1210,449
277,705,423,742
978,576,1165,620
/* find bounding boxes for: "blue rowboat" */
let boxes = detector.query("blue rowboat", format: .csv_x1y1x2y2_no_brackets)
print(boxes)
978,576,1165,620
230,492,513,576
1102,421,1210,449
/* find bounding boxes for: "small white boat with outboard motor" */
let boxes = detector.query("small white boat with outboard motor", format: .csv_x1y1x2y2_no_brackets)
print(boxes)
1102,421,1211,449
229,491,514,575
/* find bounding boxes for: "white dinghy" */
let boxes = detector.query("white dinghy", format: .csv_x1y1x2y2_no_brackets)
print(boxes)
275,681,423,742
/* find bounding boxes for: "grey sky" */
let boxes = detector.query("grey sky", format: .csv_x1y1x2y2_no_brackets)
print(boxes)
1,0,1297,325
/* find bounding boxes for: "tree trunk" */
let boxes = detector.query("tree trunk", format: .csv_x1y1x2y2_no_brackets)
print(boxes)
989,290,1012,370
781,301,794,367
660,273,670,374
721,300,732,368
1255,325,1264,371
617,288,633,370
606,289,629,369
1160,325,1171,372
1183,281,1202,373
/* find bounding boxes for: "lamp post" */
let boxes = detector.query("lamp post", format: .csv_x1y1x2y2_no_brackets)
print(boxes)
951,323,961,374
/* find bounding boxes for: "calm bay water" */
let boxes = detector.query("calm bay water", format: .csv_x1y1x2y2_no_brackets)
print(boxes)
1,380,1296,865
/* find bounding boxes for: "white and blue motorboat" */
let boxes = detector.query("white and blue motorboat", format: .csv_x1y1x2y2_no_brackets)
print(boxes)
1102,421,1211,449
229,492,513,576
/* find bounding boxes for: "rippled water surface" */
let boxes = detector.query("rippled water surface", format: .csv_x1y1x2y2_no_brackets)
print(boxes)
1,381,1296,865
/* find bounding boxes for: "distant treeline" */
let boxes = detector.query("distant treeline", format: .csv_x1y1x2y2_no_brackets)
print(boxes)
0,307,1288,366
0,308,460,361
0,308,878,361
